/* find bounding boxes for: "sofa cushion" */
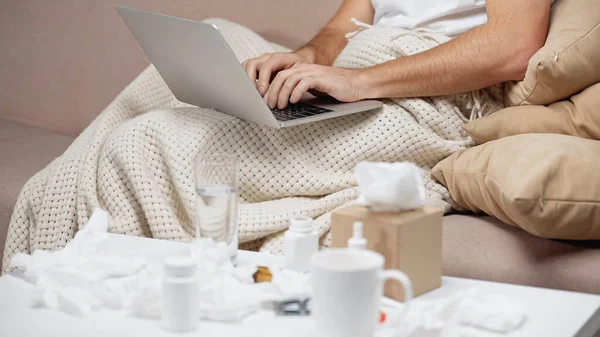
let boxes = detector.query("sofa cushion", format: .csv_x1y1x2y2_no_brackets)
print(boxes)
464,83,600,143
504,0,600,106
432,134,600,240
442,214,600,294
0,119,73,269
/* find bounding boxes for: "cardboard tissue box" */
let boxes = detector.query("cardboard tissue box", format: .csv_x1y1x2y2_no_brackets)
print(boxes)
331,205,442,301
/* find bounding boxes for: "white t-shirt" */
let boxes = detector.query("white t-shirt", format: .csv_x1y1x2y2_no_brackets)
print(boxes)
371,0,555,38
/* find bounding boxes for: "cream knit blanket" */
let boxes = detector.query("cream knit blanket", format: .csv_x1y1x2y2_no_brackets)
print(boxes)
2,19,503,271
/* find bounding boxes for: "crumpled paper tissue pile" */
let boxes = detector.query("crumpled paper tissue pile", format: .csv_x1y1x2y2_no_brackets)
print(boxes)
9,208,309,321
378,289,527,337
355,161,426,212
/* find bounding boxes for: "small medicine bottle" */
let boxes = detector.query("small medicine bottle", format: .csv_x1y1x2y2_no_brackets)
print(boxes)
284,216,319,272
347,221,367,249
161,256,199,332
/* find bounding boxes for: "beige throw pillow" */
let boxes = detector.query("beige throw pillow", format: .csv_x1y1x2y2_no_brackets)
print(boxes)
504,0,600,106
464,83,600,143
432,134,600,240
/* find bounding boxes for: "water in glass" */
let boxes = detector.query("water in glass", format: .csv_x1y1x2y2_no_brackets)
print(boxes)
195,155,238,263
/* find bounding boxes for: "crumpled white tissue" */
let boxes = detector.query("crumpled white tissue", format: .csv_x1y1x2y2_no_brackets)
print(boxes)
9,209,147,316
355,161,426,212
379,288,527,337
130,239,310,322
9,208,309,321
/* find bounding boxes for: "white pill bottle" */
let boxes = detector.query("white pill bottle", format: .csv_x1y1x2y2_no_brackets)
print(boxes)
161,256,199,332
284,216,319,272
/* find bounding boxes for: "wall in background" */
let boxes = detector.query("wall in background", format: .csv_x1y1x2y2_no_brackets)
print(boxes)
0,0,341,135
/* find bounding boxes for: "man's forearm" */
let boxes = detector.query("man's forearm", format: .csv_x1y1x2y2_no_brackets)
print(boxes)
294,0,375,66
356,25,509,98
358,24,538,98
356,0,549,99
295,27,349,66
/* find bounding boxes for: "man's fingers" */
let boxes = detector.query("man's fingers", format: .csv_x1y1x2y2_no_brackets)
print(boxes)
244,60,259,86
242,54,270,88
257,64,274,96
278,72,304,109
257,55,288,95
266,68,295,109
290,78,314,104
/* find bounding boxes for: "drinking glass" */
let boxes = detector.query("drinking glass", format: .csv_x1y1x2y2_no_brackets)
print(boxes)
195,155,238,263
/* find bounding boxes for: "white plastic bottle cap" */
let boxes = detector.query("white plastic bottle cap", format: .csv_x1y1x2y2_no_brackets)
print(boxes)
348,221,367,250
289,216,314,234
164,256,196,277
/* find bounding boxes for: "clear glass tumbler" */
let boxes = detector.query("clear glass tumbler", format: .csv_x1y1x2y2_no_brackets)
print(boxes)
195,155,238,263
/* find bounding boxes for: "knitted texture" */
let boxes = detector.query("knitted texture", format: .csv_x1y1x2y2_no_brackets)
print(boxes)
2,19,503,271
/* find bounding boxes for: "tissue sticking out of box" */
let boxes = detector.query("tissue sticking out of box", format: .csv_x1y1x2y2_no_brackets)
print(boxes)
355,161,426,212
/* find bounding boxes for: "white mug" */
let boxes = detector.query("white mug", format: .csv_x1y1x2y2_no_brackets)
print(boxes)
310,248,412,337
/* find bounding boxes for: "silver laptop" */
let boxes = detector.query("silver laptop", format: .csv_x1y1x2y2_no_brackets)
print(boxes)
116,6,383,129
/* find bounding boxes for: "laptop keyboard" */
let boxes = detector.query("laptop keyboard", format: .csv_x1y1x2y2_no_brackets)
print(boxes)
271,103,333,121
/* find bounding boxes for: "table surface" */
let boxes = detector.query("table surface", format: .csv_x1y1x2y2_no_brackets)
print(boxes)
1,233,599,337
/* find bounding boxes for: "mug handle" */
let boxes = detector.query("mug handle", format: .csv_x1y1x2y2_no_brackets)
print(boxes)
381,270,413,320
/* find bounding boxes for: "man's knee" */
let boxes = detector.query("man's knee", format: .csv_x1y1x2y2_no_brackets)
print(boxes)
101,111,167,163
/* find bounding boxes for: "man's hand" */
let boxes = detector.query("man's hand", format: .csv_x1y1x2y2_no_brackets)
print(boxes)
242,51,313,96
242,0,374,98
263,64,363,109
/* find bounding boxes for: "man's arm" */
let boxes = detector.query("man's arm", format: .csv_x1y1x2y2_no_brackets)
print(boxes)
296,0,374,66
242,0,373,96
266,0,551,109
358,0,551,98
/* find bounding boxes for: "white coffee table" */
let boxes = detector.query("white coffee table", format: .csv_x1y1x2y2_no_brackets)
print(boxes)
1,233,599,337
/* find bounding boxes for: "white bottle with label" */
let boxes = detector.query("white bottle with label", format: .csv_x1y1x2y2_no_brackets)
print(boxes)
284,216,319,272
